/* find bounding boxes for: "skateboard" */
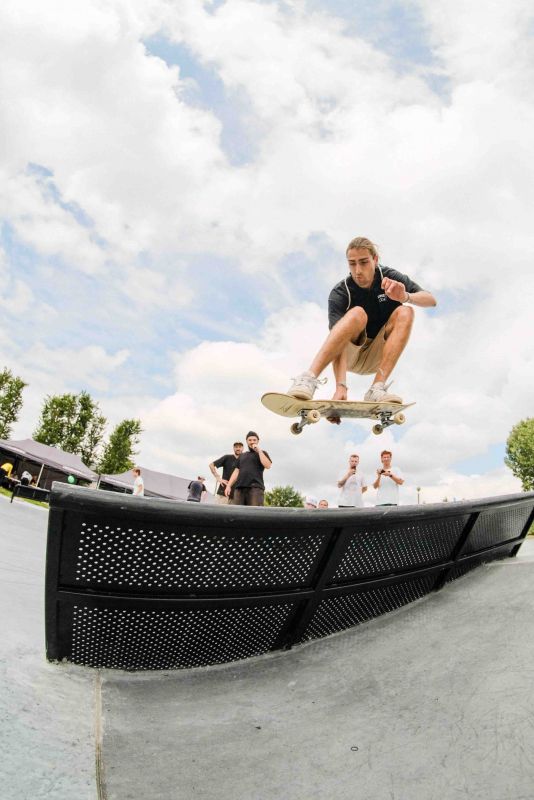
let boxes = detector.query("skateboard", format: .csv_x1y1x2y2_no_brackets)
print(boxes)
261,392,415,435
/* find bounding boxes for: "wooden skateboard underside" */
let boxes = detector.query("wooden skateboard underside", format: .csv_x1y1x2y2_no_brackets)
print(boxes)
261,392,415,435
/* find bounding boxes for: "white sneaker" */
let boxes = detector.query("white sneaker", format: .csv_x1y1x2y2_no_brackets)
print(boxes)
364,381,402,403
287,371,327,400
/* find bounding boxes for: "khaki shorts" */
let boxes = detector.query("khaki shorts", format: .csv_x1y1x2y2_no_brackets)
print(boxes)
215,494,230,505
346,326,387,375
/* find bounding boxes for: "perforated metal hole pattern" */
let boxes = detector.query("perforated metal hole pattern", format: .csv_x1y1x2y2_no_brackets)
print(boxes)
445,559,481,583
73,522,326,591
446,546,513,583
69,602,294,670
300,576,436,641
462,505,533,554
332,517,469,583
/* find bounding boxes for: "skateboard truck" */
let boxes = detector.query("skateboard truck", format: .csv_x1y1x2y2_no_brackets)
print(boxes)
290,408,405,435
290,409,321,435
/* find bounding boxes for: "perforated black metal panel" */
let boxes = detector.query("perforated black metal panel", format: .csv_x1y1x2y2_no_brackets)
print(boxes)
70,521,326,592
45,485,534,670
332,516,469,582
462,505,532,554
300,576,436,641
446,544,517,583
68,602,295,670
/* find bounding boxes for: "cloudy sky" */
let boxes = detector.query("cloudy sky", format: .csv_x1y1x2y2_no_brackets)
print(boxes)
1,0,533,506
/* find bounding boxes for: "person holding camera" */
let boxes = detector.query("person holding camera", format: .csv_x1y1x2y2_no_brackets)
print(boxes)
373,450,404,506
225,431,272,506
337,454,367,508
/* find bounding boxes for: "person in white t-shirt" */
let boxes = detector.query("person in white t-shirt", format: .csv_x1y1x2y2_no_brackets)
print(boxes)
132,467,144,497
337,454,367,508
373,450,403,505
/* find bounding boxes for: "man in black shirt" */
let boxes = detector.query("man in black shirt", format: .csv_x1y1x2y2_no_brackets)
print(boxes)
288,236,437,406
209,441,244,504
225,431,272,506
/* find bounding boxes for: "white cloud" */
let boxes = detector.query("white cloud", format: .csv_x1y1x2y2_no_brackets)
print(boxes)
1,0,532,503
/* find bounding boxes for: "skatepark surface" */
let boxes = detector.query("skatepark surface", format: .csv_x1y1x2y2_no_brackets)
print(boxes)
2,494,534,800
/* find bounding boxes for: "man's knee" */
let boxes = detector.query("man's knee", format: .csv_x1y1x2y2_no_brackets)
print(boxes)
390,305,414,327
340,306,368,333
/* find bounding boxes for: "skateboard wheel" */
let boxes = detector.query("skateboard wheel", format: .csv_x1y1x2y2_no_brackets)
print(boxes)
372,424,383,435
290,423,303,435
307,410,321,423
393,412,405,425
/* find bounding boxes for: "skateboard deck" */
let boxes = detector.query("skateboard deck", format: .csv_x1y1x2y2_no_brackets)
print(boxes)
261,392,415,435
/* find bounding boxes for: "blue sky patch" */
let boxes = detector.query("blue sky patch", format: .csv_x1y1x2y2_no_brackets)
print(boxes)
305,0,450,97
27,163,96,230
453,443,506,475
143,35,259,166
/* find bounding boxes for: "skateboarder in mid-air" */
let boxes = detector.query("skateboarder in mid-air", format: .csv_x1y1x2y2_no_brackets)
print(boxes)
288,237,437,412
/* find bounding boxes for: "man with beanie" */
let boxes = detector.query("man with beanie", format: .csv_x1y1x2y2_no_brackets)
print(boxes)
225,431,272,506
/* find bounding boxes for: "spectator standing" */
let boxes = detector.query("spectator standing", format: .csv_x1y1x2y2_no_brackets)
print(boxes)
132,467,144,497
1,461,13,481
187,477,207,503
337,454,367,508
373,450,404,506
209,442,244,504
318,499,329,508
225,431,272,506
21,469,33,486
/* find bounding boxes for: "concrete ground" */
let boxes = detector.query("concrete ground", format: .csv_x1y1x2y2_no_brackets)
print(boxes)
2,494,534,800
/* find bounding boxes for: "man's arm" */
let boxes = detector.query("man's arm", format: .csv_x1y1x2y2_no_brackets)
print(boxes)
381,276,437,307
373,470,382,490
332,349,349,403
256,447,272,469
209,459,228,488
224,468,239,496
337,468,354,488
402,290,437,307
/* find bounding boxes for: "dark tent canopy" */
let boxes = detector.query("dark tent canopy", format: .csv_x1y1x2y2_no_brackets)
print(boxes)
0,438,97,490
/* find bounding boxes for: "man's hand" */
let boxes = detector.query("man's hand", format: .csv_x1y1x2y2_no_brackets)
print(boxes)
381,277,408,303
327,384,346,424
220,479,228,487
224,484,232,497
332,384,348,401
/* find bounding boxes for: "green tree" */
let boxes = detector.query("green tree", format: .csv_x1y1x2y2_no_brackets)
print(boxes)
505,418,534,491
265,485,304,507
33,390,106,467
97,419,143,475
0,367,27,440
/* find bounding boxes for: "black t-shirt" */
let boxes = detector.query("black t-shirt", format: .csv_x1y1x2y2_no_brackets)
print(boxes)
187,480,206,502
213,454,239,496
235,449,272,490
328,265,423,340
